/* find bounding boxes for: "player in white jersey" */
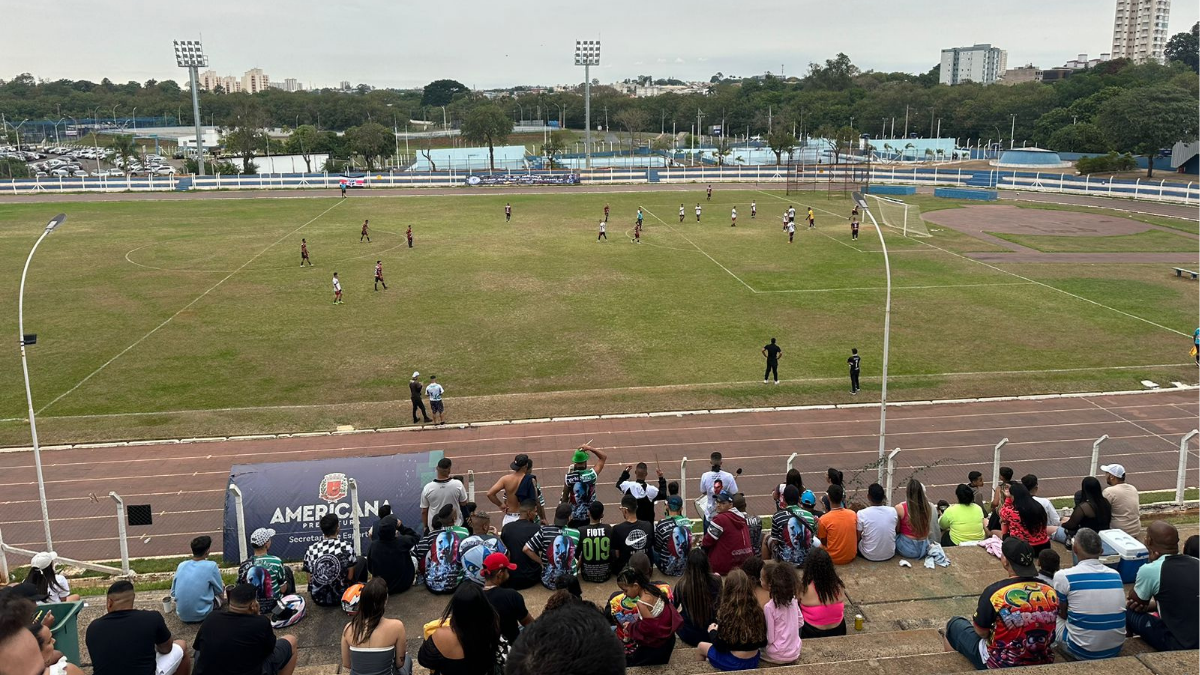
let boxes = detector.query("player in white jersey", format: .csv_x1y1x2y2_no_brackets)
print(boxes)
730,207,737,227
787,220,796,243
598,220,607,241
695,203,702,222
332,273,343,304
679,204,685,222
750,201,756,219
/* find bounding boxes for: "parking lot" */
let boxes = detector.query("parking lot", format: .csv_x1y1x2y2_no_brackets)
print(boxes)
1,144,179,178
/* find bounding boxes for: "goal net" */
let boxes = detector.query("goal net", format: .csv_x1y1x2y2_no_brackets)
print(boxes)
864,194,931,237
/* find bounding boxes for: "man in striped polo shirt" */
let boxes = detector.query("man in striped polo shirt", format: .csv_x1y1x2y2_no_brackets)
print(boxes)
1051,528,1125,660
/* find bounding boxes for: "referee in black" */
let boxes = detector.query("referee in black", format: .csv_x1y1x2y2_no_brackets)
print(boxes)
762,338,782,385
847,348,861,395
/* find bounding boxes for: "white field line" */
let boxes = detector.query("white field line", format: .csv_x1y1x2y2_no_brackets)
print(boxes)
36,199,345,414
755,188,1192,338
755,282,1034,294
1,363,1190,424
639,205,757,292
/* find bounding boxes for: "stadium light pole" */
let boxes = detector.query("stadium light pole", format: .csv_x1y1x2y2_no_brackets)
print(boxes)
853,194,892,482
19,213,67,551
575,40,600,169
174,39,208,177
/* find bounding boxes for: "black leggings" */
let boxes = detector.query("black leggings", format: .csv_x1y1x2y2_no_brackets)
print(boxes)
412,399,429,422
765,362,778,382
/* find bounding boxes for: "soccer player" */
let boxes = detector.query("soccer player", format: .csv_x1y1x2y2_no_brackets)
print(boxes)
332,272,343,304
787,206,796,224
787,220,796,243
679,203,685,222
340,182,346,198
598,220,607,241
706,184,712,201
636,208,644,229
695,203,702,222
360,219,370,242
730,206,737,227
782,211,789,231
604,203,610,223
633,221,641,244
807,207,815,229
406,225,414,248
847,348,861,394
750,201,756,219
851,214,860,241
374,261,387,291
300,239,312,267
505,203,512,222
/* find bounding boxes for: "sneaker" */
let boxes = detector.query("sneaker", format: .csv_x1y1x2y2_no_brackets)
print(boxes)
764,379,768,384
851,390,858,395
774,380,780,385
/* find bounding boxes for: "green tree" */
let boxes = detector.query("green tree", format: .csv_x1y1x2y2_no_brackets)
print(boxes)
1096,86,1198,176
285,124,320,172
461,105,514,172
1164,22,1199,72
344,122,393,170
614,108,648,153
1046,123,1109,153
542,129,575,168
0,158,30,178
421,79,468,107
110,134,139,175
766,127,797,164
224,128,264,173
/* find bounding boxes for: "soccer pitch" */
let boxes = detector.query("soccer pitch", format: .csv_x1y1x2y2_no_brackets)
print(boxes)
0,188,1195,445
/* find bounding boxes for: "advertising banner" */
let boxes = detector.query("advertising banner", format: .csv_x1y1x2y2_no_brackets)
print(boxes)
223,451,443,563
465,173,580,186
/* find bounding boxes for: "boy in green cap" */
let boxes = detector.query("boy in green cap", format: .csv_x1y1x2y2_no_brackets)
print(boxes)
562,444,607,529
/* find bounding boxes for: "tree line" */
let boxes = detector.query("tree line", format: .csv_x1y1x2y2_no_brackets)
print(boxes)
2,31,1197,175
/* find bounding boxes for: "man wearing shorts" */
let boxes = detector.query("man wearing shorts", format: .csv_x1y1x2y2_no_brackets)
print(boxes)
360,219,370,242
505,203,512,222
598,220,607,241
787,220,795,243
300,239,312,267
679,203,685,222
374,261,387,291
193,583,298,675
706,184,712,201
751,201,756,219
695,203,702,222
730,207,737,227
604,203,610,222
426,375,445,425
406,225,413,248
332,273,343,305
807,207,815,228
86,580,193,675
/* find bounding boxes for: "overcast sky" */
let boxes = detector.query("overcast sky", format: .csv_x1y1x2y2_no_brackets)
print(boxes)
7,1,1198,89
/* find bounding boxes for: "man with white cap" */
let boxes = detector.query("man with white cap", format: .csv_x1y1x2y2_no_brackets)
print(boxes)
238,528,293,596
1099,463,1141,539
409,372,431,424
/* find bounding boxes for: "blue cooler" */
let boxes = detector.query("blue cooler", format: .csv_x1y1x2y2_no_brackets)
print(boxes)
1098,529,1148,583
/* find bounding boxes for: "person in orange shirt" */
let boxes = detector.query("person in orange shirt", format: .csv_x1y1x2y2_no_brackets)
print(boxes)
816,485,857,565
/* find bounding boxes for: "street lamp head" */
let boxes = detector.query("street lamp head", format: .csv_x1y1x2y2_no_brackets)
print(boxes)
45,214,67,233
574,40,600,66
173,40,208,68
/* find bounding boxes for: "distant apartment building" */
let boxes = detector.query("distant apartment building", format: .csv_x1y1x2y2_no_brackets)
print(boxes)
198,70,220,91
1112,0,1170,63
269,78,303,92
1000,65,1042,85
1062,53,1112,69
219,75,242,93
339,80,352,91
940,44,1008,85
242,68,269,94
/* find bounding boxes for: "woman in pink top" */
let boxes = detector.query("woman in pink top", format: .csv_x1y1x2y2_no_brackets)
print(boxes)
894,479,934,559
798,548,846,637
759,562,803,664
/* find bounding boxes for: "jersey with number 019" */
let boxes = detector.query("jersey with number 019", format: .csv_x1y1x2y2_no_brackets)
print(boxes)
577,523,614,582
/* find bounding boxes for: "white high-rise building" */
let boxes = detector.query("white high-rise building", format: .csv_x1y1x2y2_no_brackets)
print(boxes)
242,68,269,94
940,44,1008,85
1112,0,1171,63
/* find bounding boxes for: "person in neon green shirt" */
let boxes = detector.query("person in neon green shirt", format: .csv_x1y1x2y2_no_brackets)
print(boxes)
939,484,987,546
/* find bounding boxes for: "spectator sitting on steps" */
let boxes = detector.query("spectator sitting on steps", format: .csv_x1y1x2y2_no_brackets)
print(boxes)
171,535,225,623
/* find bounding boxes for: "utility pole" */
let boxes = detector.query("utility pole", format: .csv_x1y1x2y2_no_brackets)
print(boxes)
903,105,909,138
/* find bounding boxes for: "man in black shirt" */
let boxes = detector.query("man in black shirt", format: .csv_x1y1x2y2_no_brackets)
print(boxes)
194,583,298,675
577,501,614,583
501,499,542,590
616,462,667,522
611,495,653,573
762,338,782,385
480,552,533,644
848,348,861,394
366,514,420,594
410,371,431,424
86,580,191,675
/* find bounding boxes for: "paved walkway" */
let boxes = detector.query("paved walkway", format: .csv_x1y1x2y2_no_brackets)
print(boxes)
0,388,1194,561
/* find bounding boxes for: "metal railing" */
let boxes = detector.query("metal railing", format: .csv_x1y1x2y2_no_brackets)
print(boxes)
0,490,135,580
2,165,1196,205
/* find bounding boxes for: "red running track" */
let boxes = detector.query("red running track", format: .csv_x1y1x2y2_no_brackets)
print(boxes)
0,389,1195,562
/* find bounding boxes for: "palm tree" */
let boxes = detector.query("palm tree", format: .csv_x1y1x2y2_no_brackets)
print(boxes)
111,134,138,174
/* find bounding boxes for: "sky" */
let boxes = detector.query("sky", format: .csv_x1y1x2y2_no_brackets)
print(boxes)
6,0,1198,90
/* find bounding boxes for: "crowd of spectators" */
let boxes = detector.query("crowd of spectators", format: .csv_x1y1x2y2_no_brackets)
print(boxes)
1,449,1195,675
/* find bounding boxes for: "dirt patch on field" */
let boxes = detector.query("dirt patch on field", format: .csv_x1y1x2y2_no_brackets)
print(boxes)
924,205,1198,263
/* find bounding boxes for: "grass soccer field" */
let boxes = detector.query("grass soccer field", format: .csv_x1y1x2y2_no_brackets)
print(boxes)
0,187,1195,445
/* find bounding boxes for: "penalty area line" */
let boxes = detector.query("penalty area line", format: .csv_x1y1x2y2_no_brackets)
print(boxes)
36,199,346,415
640,205,758,293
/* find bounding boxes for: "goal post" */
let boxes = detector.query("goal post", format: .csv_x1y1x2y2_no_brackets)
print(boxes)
863,194,931,237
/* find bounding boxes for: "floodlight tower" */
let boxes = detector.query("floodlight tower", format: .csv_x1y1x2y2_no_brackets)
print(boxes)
174,40,208,176
574,40,600,169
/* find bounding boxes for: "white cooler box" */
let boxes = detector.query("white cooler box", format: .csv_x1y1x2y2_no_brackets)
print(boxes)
1098,529,1148,583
